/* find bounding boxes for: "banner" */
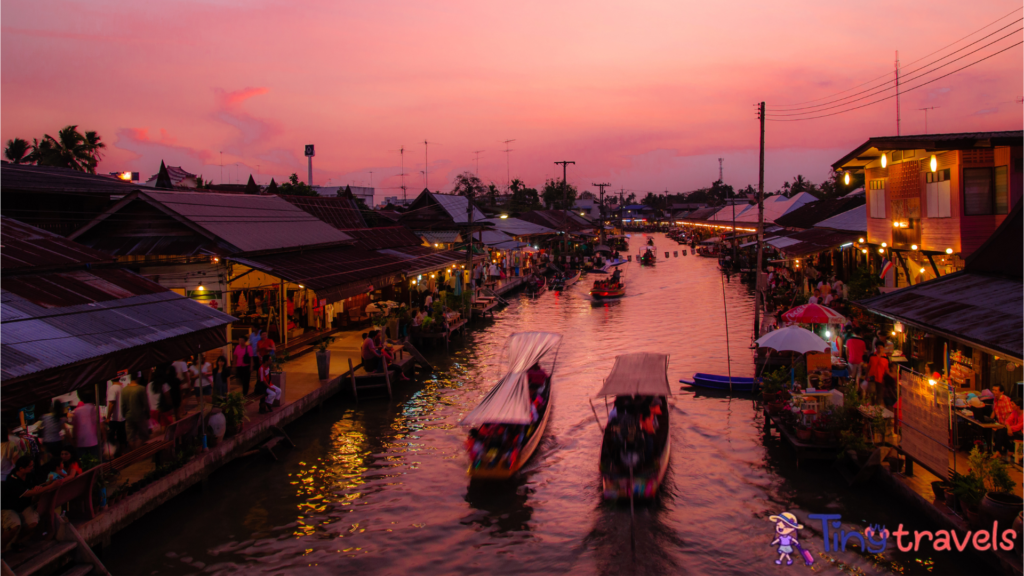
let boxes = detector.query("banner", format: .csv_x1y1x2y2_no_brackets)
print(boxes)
898,368,950,480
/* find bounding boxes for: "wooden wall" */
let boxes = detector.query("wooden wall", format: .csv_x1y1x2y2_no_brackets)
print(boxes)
865,165,890,247
920,150,961,253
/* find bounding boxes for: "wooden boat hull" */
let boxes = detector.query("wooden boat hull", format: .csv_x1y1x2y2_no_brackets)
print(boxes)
552,270,581,291
680,372,759,392
468,389,552,480
590,286,625,298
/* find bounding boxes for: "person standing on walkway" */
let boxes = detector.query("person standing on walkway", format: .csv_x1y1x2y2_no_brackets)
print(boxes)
212,356,230,399
39,401,67,461
72,394,101,460
106,379,126,452
122,377,150,448
233,335,254,396
190,354,213,399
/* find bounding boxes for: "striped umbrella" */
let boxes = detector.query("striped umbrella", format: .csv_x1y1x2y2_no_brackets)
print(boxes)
781,303,847,325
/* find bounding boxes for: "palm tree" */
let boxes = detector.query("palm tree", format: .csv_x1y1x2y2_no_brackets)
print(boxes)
4,138,31,164
83,130,106,174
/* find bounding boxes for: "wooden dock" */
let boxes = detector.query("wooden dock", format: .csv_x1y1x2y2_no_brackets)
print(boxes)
763,409,841,467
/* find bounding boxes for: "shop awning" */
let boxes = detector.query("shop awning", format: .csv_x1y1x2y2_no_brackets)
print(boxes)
859,272,1022,361
417,230,462,244
491,240,531,251
232,245,410,302
378,246,475,276
766,237,801,249
476,230,515,246
777,229,860,257
478,217,557,236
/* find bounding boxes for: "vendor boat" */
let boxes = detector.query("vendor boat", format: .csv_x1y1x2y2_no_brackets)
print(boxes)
639,246,657,266
462,332,564,480
550,269,581,292
525,274,547,297
590,278,625,298
679,373,760,393
596,353,672,500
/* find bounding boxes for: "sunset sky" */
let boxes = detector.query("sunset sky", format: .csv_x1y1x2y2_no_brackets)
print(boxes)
2,0,1021,202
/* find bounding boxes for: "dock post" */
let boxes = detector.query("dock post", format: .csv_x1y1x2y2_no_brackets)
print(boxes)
348,358,358,402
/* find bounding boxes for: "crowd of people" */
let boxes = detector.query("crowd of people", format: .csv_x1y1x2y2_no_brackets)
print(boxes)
601,395,665,474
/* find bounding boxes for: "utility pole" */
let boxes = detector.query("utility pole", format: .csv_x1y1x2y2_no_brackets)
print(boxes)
895,51,901,136
919,106,939,134
593,182,610,246
472,150,485,176
502,139,515,193
754,102,766,339
554,160,575,256
219,151,223,184
399,146,407,202
465,178,476,312
424,140,430,190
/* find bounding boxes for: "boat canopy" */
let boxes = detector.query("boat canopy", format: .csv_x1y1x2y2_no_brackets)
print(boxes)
596,352,672,397
594,244,612,253
460,332,564,426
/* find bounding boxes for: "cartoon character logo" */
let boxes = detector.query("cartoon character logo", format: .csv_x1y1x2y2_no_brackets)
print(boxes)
769,512,814,566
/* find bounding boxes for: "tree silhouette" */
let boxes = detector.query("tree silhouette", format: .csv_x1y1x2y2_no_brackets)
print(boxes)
4,138,30,164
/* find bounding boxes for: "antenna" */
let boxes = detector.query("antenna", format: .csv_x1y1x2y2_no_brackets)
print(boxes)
424,140,430,190
501,139,516,193
390,146,408,202
472,150,485,176
918,106,939,134
369,170,373,188
718,158,724,182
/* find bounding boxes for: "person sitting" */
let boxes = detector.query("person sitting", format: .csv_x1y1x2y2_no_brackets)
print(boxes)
990,384,1021,458
46,448,82,484
526,363,548,396
361,331,382,373
1,456,45,552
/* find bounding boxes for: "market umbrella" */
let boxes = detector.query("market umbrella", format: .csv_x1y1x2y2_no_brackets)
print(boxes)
594,244,612,253
754,326,829,355
780,303,846,325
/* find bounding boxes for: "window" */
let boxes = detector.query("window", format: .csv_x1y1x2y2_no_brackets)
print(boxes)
869,179,886,218
925,169,951,218
963,166,1008,215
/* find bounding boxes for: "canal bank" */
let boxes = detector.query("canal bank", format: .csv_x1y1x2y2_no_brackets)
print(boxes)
102,233,986,576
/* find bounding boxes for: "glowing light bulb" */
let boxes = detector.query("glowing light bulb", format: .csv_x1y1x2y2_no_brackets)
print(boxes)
881,242,887,248
858,238,865,243
198,284,205,291
945,248,953,254
930,155,937,173
861,249,868,254
919,267,925,274
844,172,850,186
825,330,831,338
894,221,901,228
881,153,887,168
911,245,918,251
878,248,884,253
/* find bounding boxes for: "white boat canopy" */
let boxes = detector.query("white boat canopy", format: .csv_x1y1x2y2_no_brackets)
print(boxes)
594,244,612,252
460,332,564,426
596,353,672,397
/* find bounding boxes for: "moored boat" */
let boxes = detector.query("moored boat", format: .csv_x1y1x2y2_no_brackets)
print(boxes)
597,353,672,500
679,372,760,392
525,274,547,297
590,268,625,298
463,332,564,480
551,269,581,291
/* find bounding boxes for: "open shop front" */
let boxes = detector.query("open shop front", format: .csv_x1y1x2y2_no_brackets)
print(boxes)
227,246,410,352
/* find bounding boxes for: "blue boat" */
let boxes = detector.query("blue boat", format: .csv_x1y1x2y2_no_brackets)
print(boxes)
679,373,760,393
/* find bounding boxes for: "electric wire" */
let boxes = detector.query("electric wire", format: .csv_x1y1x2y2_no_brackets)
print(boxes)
767,20,1023,113
766,40,1023,121
772,6,1023,107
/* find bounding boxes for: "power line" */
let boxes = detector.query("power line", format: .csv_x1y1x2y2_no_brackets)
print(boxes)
765,30,1019,118
766,40,1023,122
772,6,1023,107
767,22,1023,114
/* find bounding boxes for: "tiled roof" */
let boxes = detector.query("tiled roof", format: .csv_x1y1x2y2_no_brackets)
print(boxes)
279,195,367,229
341,226,423,250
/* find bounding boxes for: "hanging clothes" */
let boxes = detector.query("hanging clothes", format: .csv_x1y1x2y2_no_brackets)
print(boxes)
237,291,248,314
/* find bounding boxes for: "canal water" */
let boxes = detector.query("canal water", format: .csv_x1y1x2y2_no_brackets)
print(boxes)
107,233,977,575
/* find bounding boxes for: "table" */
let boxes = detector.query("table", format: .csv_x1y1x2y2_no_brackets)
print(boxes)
955,411,1004,452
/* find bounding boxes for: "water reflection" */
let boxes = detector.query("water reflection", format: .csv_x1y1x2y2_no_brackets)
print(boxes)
104,234,978,576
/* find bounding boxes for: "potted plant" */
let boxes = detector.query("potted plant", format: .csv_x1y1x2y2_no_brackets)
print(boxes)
970,447,1023,529
214,392,249,436
950,471,985,525
760,367,787,404
931,480,951,502
315,336,335,381
270,350,289,395
795,425,812,442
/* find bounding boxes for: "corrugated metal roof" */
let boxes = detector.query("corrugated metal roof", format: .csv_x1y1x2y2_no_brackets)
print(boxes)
477,230,514,246
1,164,142,196
735,193,816,223
141,191,353,253
3,269,167,308
430,193,487,223
279,195,367,229
478,217,556,236
341,226,423,250
232,245,409,303
774,195,866,230
679,206,724,221
1,217,114,271
417,230,462,244
814,206,867,233
517,210,593,232
859,273,1022,360
378,246,471,275
1,289,235,383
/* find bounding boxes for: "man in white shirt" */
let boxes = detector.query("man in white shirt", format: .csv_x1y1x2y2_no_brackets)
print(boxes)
807,289,820,305
189,357,213,399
